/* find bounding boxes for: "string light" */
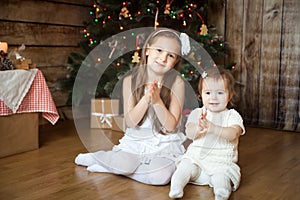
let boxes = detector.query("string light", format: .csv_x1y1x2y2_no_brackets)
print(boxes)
83,1,228,72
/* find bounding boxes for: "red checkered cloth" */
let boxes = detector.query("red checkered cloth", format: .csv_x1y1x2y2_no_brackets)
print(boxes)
0,69,59,125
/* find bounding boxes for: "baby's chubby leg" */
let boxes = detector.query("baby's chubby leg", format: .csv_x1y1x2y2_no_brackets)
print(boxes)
211,173,232,200
169,159,200,198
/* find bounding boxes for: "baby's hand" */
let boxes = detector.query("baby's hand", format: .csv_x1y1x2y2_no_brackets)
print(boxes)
200,107,207,119
197,107,208,135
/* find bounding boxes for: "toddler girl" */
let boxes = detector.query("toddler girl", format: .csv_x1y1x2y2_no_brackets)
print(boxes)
169,67,245,200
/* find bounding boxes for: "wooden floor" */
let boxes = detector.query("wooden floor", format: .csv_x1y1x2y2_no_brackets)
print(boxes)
0,119,299,200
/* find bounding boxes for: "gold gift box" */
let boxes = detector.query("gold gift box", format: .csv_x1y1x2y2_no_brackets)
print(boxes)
90,98,119,129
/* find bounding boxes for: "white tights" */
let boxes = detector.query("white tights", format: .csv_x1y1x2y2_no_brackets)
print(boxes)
75,152,175,185
211,173,232,200
169,159,232,200
128,158,175,185
169,159,199,198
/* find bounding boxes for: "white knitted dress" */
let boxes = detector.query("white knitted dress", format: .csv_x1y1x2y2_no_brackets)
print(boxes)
180,108,245,191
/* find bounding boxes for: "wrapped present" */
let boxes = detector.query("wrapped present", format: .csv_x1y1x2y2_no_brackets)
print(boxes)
90,98,119,129
112,115,127,132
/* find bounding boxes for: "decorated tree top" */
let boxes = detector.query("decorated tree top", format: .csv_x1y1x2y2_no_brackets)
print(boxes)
58,0,235,106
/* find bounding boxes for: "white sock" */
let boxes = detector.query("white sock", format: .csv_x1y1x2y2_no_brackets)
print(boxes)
211,174,231,200
169,159,199,198
87,164,110,173
74,153,98,167
169,186,184,199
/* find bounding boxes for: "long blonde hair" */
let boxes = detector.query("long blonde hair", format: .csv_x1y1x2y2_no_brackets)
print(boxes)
131,28,183,133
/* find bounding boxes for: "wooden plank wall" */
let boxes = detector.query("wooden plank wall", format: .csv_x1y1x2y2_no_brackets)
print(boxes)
1,0,299,131
209,0,299,132
0,0,93,122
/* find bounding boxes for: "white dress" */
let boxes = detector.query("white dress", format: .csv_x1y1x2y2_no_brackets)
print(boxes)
91,104,186,175
180,108,245,191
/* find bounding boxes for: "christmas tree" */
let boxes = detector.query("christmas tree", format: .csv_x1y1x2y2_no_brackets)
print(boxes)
57,0,235,106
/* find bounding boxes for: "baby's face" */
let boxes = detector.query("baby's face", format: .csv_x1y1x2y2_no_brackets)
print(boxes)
201,77,230,113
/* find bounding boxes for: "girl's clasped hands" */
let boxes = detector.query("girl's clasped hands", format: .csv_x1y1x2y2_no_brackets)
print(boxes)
145,81,162,105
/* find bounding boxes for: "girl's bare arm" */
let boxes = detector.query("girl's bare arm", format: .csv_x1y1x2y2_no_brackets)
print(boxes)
152,76,185,133
123,75,150,127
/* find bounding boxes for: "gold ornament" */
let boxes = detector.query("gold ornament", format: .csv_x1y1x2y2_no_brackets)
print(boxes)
188,52,195,60
164,4,171,15
119,7,130,20
200,24,208,35
132,51,140,63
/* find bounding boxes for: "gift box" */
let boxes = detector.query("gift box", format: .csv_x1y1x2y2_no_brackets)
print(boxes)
0,113,39,158
90,98,119,129
112,116,127,132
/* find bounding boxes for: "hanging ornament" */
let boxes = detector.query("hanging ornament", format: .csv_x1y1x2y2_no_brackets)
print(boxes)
200,24,208,35
108,40,118,59
119,2,130,20
164,0,174,15
154,8,159,29
95,4,103,18
195,12,208,35
132,34,141,63
131,51,140,63
188,52,195,60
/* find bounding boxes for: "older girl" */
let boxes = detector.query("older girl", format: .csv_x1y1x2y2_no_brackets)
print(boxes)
75,28,190,185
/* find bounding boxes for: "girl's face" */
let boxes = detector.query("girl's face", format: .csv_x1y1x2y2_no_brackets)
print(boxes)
201,77,230,113
146,36,180,77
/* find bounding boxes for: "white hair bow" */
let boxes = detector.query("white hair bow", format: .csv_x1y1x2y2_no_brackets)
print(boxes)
180,33,191,56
